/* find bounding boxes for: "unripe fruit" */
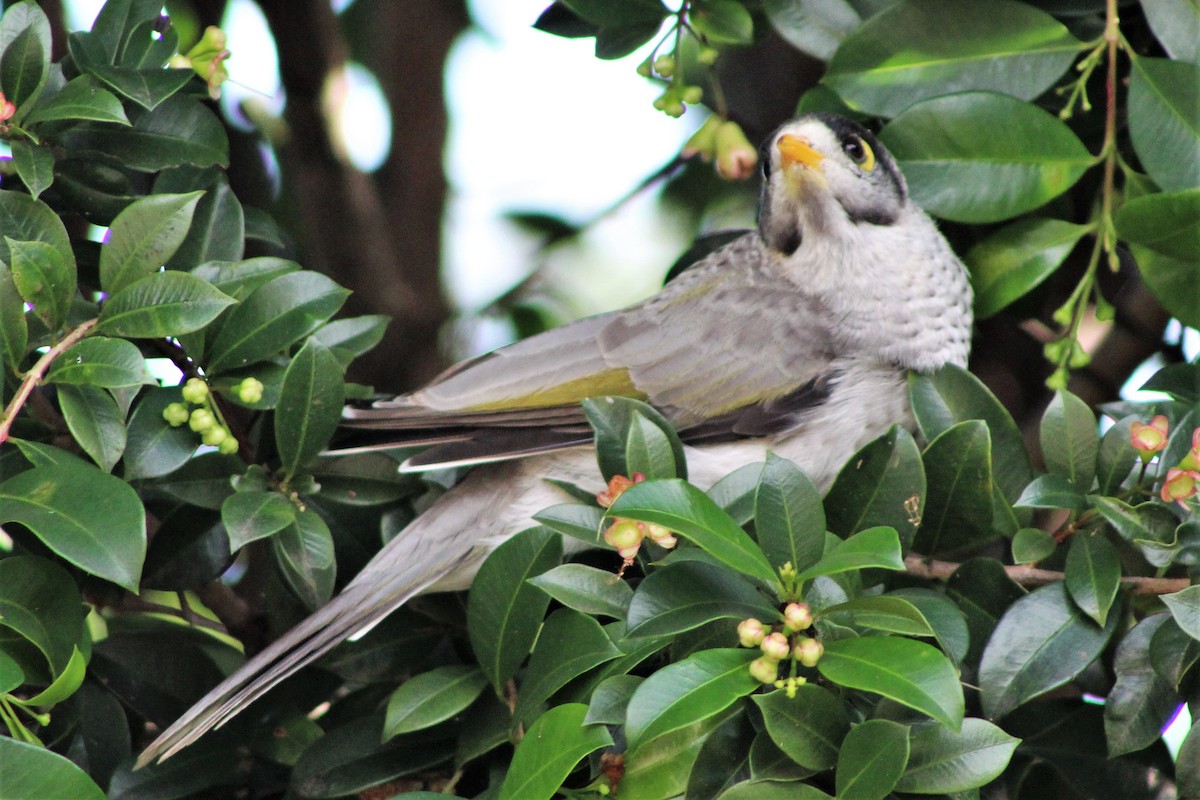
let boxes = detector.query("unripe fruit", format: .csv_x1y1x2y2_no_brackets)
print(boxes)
782,602,813,633
218,436,240,455
760,631,790,661
202,426,228,447
653,54,675,77
604,519,644,559
737,617,766,647
162,402,190,427
188,408,215,432
181,378,209,404
795,637,824,667
749,656,779,684
237,377,265,404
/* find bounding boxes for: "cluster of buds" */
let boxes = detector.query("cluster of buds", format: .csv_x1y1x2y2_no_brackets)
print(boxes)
595,474,678,570
637,53,706,118
168,26,230,100
682,116,757,180
1129,416,1200,508
739,603,824,695
162,376,262,455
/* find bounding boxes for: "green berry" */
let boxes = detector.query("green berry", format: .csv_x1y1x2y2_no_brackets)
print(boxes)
636,58,653,78
749,656,779,684
188,408,215,433
237,377,265,404
202,426,228,447
681,85,703,105
653,54,675,77
664,99,685,118
218,436,240,455
697,46,718,65
162,402,190,427
181,377,209,404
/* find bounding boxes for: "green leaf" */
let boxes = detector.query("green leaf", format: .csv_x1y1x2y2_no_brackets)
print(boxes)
167,177,246,268
276,338,345,482
754,452,826,573
752,683,850,770
1,21,49,115
763,0,866,61
1179,724,1200,799
0,262,28,372
1040,390,1099,489
58,384,126,472
683,710,754,800
45,337,153,389
1104,614,1179,758
1128,56,1200,192
1162,584,1200,641
835,719,909,800
796,525,904,580
529,563,633,619
498,703,612,800
586,674,642,725
1011,527,1056,564
1095,416,1137,494
889,587,971,665
312,314,390,366
625,561,778,638
825,426,926,547
533,502,606,548
0,1,53,61
10,140,54,198
1149,616,1200,690
625,648,758,754
25,645,87,706
0,737,107,800
0,463,146,590
1130,245,1200,328
968,217,1093,318
513,608,622,725
880,92,1093,223
819,637,965,729
468,527,562,693
271,509,336,611
64,93,228,168
691,0,754,44
609,479,779,589
823,0,1081,116
1064,531,1120,626
206,271,350,373
0,555,87,679
1116,188,1200,263
915,421,996,555
979,582,1118,719
946,557,1024,666
98,270,236,338
221,490,296,550
383,665,487,740
717,781,832,800
583,396,687,481
706,462,764,525
820,595,937,638
561,0,666,27
99,191,204,294
24,74,129,124
122,387,197,479
8,238,74,332
895,718,1020,793
1014,473,1087,510
0,190,74,270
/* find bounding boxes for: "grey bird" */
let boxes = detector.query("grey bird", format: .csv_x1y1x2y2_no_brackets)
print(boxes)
136,113,973,766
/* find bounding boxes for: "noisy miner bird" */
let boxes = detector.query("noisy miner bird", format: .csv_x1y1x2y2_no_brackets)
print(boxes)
137,113,973,765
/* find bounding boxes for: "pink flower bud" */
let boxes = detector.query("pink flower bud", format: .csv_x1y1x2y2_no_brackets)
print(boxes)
749,656,779,684
794,637,824,667
644,523,677,548
1180,428,1200,471
760,631,790,661
1130,415,1169,460
603,519,644,558
0,93,15,122
596,475,634,508
1161,468,1200,507
715,121,756,181
737,618,765,647
782,602,813,632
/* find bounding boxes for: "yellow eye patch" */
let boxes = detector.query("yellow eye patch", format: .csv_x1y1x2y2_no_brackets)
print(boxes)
845,136,876,172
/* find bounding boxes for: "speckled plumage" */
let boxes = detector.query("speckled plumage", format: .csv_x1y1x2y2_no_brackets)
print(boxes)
138,114,973,766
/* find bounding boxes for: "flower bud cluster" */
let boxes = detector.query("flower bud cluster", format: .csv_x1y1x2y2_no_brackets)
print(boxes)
739,603,823,694
1128,417,1200,507
682,117,757,180
161,376,261,455
637,51,708,119
596,474,679,564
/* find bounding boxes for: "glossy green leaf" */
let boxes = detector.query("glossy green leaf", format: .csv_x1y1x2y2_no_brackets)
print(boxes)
222,490,296,550
969,217,1093,318
0,464,145,590
99,191,204,294
824,0,1081,116
1128,56,1200,192
706,461,763,525
763,0,866,60
10,140,54,198
1012,527,1056,564
79,63,192,109
835,719,909,800
691,0,754,44
752,683,850,770
626,561,778,637
915,421,996,555
1116,188,1200,263
191,255,300,299
1141,0,1200,62
533,502,606,548
1162,585,1200,640
45,336,152,387
1041,390,1099,489
0,262,28,372
1014,473,1087,510
206,271,350,373
0,556,87,679
946,558,1025,666
1,22,49,114
583,396,686,481
1149,615,1200,690
8,238,74,332
498,703,611,800
717,781,832,800
1131,244,1200,328
276,338,345,481
754,452,826,573
58,383,126,472
514,608,622,724
625,648,758,753
122,387,197,479
1064,531,1120,626
1095,417,1137,494
609,479,779,589
24,645,87,705
272,509,336,611
895,718,1020,793
881,92,1093,222
529,563,633,618
585,674,642,725
383,665,487,739
620,714,730,800
683,710,754,800
24,74,129,124
979,583,1118,719
0,737,106,800
1104,614,1179,757
819,637,965,729
312,314,390,366
67,94,228,172
0,190,74,269
468,527,562,693
98,270,236,338
889,588,971,664
167,178,246,268
796,525,904,580
825,426,925,546
1179,724,1200,798
0,2,53,64
821,595,937,637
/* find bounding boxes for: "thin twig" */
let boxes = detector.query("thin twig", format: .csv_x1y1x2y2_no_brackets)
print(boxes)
904,554,1190,596
0,317,98,444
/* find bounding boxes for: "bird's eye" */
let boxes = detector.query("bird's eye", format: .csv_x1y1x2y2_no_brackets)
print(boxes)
844,136,876,172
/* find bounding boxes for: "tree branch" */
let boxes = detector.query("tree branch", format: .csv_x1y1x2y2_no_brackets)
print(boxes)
0,318,98,444
904,554,1189,596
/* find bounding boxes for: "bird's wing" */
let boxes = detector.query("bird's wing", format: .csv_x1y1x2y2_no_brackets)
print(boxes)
338,234,841,468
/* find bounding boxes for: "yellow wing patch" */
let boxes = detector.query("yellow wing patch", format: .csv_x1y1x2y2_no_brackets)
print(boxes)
465,368,646,411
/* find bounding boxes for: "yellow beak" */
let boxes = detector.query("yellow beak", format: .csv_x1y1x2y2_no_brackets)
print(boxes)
777,135,824,171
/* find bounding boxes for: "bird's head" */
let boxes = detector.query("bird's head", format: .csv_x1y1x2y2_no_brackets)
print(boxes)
758,114,907,255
